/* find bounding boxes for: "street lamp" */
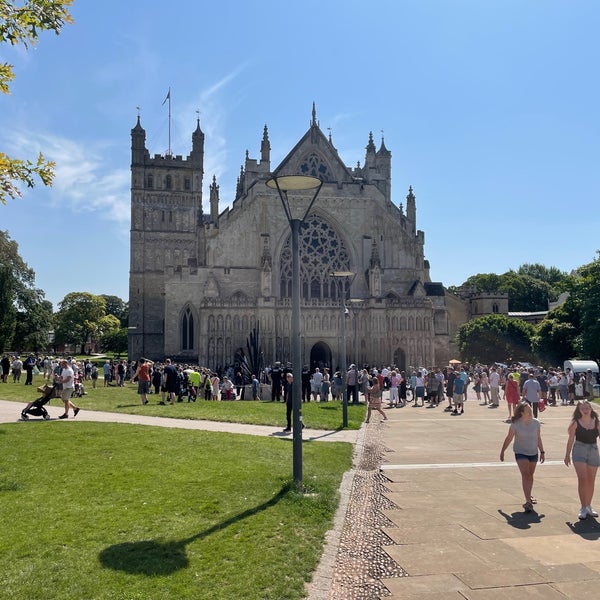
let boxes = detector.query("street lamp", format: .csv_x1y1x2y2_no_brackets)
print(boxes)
330,271,355,427
347,299,364,368
266,174,323,488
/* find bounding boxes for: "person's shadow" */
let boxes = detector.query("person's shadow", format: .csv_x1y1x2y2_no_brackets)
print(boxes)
566,518,600,539
98,483,291,575
498,508,545,529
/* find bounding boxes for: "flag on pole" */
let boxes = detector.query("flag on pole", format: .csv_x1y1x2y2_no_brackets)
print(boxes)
162,88,171,105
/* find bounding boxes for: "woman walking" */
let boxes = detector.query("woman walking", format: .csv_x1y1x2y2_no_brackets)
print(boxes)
504,373,520,422
499,402,545,512
365,376,388,424
564,400,600,520
480,371,490,404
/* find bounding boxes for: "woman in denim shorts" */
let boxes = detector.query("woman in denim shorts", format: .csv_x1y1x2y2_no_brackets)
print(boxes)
500,402,545,512
564,400,600,520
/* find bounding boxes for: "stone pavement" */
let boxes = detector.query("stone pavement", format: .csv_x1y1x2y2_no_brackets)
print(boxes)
317,390,600,600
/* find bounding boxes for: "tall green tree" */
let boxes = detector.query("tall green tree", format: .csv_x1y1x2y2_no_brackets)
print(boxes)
0,230,49,351
531,315,578,366
458,269,556,312
100,294,128,328
573,255,600,360
54,292,106,353
456,314,536,365
517,263,569,289
13,287,53,351
1,0,74,203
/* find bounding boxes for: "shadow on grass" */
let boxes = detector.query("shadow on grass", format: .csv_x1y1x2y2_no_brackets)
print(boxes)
98,483,292,575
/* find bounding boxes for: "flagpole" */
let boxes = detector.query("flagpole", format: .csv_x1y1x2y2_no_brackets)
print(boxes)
162,87,172,156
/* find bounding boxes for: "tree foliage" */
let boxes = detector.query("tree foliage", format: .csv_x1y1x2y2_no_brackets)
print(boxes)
54,292,106,353
13,288,53,351
0,0,74,203
100,294,128,328
0,229,50,350
100,327,128,354
456,314,536,365
459,267,561,312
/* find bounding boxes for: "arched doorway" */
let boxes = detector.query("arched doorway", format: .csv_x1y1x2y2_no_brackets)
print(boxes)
393,347,407,373
310,342,332,372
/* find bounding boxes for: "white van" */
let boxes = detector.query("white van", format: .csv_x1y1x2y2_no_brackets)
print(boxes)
563,360,599,398
563,360,599,376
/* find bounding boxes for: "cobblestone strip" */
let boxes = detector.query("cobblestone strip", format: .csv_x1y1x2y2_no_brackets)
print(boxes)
307,422,406,600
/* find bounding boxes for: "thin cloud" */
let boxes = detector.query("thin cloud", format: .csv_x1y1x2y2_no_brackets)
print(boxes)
7,130,131,230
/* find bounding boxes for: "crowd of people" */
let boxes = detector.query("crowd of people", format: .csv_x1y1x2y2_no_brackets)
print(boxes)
5,351,600,521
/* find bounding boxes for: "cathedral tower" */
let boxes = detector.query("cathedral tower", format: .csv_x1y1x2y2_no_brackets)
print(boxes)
128,117,205,359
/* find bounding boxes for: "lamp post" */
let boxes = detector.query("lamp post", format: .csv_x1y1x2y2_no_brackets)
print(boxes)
330,271,355,428
347,299,364,368
266,174,323,488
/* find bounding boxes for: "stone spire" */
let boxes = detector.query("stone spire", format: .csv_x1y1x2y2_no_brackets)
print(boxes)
190,116,205,166
236,165,244,198
209,175,219,223
260,124,270,163
406,186,416,233
131,116,146,165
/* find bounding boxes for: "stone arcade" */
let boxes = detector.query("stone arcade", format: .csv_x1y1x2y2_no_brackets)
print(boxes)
128,105,452,371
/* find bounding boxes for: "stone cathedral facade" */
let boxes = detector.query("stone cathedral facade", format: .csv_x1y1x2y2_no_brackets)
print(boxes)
128,105,452,371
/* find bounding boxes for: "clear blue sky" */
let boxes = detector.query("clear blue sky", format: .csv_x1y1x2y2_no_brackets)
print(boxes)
1,0,599,308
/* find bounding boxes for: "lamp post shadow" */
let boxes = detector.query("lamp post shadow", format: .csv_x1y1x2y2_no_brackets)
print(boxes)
98,484,291,576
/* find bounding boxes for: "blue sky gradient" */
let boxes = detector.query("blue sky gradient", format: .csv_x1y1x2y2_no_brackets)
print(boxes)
1,0,598,307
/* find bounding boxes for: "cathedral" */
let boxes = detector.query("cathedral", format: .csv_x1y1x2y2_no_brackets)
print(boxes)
128,105,453,371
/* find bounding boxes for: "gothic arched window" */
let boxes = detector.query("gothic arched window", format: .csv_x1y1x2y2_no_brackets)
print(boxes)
181,306,194,350
279,215,350,300
299,153,332,181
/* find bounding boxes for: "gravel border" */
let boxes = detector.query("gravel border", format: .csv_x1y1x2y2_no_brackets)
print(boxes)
307,421,406,600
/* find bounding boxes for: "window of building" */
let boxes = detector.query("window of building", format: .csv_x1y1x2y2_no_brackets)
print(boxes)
147,174,153,188
181,307,194,350
493,303,499,314
184,177,191,190
299,152,331,181
166,175,172,189
279,214,350,300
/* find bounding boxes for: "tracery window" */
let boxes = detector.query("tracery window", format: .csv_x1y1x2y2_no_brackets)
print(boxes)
181,306,194,350
299,153,331,181
279,214,350,300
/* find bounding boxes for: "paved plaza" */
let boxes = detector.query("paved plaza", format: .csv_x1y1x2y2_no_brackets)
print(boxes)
3,390,600,599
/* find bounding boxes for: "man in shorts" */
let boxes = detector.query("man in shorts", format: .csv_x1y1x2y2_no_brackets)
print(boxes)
56,359,80,419
132,357,154,405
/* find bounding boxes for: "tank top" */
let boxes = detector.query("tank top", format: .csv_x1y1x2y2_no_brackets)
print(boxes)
576,420,599,444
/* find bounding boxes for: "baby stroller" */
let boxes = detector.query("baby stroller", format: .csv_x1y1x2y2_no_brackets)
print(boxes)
20,384,56,421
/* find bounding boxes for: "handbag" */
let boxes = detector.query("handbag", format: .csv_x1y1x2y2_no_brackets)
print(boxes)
538,398,546,412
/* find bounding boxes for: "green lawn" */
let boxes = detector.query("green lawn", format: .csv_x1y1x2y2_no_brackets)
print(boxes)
1,374,366,430
0,421,353,599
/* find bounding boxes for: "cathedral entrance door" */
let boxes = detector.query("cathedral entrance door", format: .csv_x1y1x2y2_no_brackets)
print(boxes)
310,342,332,372
393,348,407,373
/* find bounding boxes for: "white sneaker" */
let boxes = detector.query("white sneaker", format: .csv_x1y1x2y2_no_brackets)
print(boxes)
587,505,598,517
579,507,588,520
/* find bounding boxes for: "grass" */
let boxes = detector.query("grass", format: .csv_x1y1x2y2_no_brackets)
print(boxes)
0,421,354,599
0,374,366,430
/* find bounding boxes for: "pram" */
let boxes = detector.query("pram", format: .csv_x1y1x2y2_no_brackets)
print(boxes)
20,384,56,421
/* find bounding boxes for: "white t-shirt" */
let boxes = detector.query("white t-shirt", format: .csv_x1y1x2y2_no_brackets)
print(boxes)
489,371,500,388
61,366,75,389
